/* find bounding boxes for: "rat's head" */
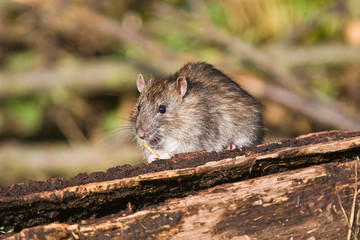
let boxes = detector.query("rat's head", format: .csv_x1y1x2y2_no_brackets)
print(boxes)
131,74,187,149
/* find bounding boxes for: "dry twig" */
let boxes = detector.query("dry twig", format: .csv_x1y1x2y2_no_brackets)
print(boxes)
142,142,160,158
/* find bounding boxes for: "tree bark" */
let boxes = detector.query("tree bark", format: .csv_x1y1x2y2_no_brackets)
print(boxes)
7,160,359,240
1,130,360,239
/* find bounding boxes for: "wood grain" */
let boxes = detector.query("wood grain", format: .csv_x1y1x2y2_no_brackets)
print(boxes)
1,130,360,239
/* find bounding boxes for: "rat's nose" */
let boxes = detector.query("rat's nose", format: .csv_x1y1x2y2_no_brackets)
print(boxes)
136,129,146,139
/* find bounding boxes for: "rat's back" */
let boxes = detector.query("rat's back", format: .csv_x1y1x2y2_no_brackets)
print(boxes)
174,62,264,148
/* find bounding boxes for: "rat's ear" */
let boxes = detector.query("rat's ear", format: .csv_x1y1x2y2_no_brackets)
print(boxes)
175,76,187,98
136,74,146,93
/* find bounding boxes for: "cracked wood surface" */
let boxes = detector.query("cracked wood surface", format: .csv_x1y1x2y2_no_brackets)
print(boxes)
1,130,360,239
6,160,360,239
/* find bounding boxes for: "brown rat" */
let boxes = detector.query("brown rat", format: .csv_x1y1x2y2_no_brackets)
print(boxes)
131,62,264,162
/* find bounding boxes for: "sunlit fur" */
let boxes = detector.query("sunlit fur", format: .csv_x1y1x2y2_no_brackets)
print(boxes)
130,62,264,159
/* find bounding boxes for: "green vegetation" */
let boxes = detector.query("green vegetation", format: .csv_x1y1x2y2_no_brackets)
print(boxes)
0,226,14,234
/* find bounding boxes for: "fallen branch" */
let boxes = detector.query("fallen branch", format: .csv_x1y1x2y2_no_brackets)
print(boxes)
5,157,360,239
0,61,137,98
264,44,360,67
1,130,360,235
238,74,360,130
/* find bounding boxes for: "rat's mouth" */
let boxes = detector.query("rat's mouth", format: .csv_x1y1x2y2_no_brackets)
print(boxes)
149,137,160,146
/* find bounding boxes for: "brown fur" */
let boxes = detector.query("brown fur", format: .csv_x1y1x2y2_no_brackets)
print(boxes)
131,62,264,159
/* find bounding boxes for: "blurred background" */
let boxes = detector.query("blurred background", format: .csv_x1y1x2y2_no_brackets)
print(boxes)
0,0,360,187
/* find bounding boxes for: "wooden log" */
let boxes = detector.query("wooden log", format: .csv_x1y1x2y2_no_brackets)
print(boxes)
6,160,360,239
1,130,360,239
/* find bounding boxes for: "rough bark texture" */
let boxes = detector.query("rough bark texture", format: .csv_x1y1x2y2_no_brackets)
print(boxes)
7,161,359,240
1,130,360,239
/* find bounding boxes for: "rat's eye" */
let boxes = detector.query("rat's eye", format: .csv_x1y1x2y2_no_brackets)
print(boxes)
137,105,141,111
158,105,166,114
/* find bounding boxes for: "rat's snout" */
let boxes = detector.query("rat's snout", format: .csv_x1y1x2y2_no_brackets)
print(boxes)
136,128,146,139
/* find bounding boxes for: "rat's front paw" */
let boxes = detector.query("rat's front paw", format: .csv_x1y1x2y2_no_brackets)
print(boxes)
147,153,171,163
147,155,158,163
225,144,237,150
